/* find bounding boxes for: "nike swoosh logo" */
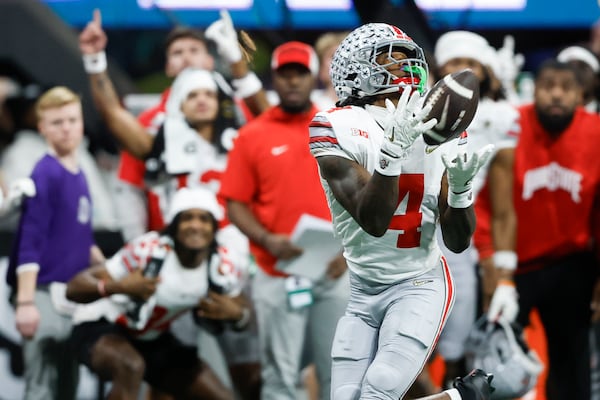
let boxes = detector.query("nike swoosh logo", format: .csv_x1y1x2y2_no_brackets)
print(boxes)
413,279,434,286
271,145,289,156
425,145,439,154
435,96,450,131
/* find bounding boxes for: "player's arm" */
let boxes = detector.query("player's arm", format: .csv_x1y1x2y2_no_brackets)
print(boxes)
486,147,519,323
316,155,399,237
226,199,302,260
488,147,517,279
79,10,153,158
205,10,270,116
197,291,252,330
66,263,159,304
438,173,476,253
13,172,53,339
439,144,495,253
230,53,270,115
313,87,437,236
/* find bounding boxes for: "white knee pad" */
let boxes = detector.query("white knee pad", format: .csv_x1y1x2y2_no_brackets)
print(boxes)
363,307,438,399
365,359,404,392
333,385,361,400
363,341,422,399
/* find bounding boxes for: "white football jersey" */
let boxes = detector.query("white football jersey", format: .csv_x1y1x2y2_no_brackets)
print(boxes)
72,232,246,340
309,105,463,284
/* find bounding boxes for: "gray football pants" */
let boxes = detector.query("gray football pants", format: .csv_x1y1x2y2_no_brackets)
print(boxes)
331,260,455,400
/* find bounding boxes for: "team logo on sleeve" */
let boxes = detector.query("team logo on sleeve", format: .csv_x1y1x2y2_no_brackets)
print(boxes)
379,157,390,170
77,196,91,224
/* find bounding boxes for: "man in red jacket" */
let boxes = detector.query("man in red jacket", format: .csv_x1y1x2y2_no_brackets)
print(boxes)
510,59,600,400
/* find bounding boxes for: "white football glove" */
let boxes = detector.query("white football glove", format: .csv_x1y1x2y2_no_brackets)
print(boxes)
376,86,436,176
442,144,494,208
205,10,242,64
496,35,525,89
488,281,519,324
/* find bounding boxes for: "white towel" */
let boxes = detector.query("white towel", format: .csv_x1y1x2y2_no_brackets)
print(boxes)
163,117,199,174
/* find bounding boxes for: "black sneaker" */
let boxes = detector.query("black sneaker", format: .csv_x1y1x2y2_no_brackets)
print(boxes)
453,369,495,400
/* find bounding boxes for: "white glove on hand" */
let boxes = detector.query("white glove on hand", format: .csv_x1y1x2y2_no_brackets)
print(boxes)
496,35,525,88
205,9,242,64
376,86,436,176
442,144,494,208
488,282,519,324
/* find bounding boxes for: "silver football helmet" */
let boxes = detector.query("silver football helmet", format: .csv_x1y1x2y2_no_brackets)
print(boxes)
330,23,428,104
464,317,544,400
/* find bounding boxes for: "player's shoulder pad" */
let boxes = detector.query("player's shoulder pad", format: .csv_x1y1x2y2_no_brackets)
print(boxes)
309,106,374,157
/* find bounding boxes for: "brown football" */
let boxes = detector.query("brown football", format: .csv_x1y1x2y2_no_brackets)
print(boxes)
421,69,479,145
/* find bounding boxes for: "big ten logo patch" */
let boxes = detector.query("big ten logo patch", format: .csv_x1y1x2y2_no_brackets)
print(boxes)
351,128,369,138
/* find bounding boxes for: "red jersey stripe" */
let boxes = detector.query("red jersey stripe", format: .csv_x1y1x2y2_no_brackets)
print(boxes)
309,120,333,128
309,136,339,144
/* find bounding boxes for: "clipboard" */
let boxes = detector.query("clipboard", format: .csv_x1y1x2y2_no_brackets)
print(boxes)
275,214,342,281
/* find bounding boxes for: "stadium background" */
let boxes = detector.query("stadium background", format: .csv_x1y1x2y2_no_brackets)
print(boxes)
0,0,599,399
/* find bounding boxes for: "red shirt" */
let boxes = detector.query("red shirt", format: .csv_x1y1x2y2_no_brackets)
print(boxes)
219,105,331,276
514,105,600,270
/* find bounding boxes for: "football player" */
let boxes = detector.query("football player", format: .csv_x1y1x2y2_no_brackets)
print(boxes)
309,23,494,400
66,187,251,400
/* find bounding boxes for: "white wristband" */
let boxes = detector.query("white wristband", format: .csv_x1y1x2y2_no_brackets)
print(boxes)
16,263,40,275
375,151,403,176
493,250,518,270
447,189,473,208
83,51,107,74
231,72,262,99
445,388,462,400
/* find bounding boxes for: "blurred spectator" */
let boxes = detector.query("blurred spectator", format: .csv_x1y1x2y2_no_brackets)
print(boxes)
493,35,526,105
557,45,600,113
512,59,600,400
67,187,250,400
0,83,119,231
219,41,349,400
78,9,269,241
6,86,105,400
79,11,262,399
312,31,347,110
431,30,519,390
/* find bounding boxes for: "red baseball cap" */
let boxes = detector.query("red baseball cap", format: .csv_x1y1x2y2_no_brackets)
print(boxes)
271,41,319,76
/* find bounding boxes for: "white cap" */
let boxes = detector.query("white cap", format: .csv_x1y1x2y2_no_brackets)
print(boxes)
435,31,494,69
557,46,600,73
165,67,217,118
166,187,224,224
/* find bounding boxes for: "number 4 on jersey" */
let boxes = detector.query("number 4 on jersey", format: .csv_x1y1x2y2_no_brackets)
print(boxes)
388,174,424,248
